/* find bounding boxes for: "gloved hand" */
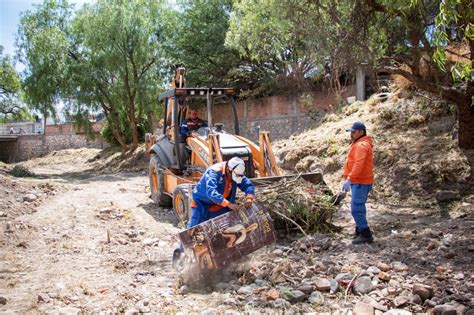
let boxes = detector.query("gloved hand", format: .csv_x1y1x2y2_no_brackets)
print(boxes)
244,198,253,208
228,203,240,212
342,179,351,192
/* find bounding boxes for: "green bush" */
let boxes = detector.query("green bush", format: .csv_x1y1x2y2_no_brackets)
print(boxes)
10,165,35,177
101,118,150,146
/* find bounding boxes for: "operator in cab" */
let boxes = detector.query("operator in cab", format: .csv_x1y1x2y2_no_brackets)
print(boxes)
180,109,208,137
188,157,255,228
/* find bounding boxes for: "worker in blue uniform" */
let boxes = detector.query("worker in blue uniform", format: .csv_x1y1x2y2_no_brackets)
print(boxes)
180,109,208,137
188,156,255,228
173,157,255,267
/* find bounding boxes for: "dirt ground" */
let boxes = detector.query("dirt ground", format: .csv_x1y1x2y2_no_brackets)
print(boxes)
1,147,473,314
1,89,473,314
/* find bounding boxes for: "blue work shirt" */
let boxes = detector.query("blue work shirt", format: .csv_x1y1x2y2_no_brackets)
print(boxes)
189,161,255,227
181,117,208,137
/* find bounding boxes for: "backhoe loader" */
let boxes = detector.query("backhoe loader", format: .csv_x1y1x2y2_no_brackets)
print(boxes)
145,65,325,224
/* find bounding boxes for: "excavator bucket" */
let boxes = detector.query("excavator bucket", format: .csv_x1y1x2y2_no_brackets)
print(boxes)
177,202,277,271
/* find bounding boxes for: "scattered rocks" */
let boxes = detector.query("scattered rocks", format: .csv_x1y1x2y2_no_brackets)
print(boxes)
329,279,339,294
378,271,391,281
367,266,381,274
297,284,314,295
354,301,374,315
264,288,279,301
383,309,412,315
392,296,408,308
353,276,374,295
433,304,457,315
392,262,409,272
23,193,37,202
37,293,51,303
314,278,331,292
0,296,7,305
408,293,422,305
435,190,461,202
412,283,434,301
377,262,391,272
282,289,306,304
237,286,253,296
427,240,440,250
308,291,324,305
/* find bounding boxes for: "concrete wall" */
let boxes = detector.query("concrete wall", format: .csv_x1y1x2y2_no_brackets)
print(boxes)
209,85,356,142
0,134,106,163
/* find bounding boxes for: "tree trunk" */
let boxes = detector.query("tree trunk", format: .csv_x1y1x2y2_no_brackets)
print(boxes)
458,101,474,149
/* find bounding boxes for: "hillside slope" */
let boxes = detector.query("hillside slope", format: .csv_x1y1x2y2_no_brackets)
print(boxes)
274,89,473,209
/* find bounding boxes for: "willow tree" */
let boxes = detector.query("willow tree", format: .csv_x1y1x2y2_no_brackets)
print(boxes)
17,0,71,132
68,0,167,151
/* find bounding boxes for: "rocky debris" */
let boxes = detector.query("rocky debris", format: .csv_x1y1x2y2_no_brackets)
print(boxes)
37,293,51,303
308,291,324,305
137,299,151,313
433,304,457,315
383,309,412,315
412,283,434,301
377,262,391,272
314,278,331,292
354,301,374,314
407,293,422,305
392,296,408,308
0,296,7,305
282,289,306,304
391,262,409,272
435,190,461,202
353,276,374,295
23,193,37,202
378,271,391,281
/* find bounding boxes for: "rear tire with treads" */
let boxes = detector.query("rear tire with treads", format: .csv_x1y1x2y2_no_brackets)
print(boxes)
172,184,191,224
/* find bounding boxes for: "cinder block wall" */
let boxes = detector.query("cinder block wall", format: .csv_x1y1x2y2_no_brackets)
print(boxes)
15,134,106,162
209,86,355,142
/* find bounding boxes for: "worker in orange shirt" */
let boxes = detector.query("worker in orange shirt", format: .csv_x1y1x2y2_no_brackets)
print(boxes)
342,122,374,244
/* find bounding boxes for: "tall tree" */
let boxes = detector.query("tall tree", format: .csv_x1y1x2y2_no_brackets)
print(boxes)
362,0,473,148
0,48,30,122
17,0,71,132
162,0,240,88
67,0,167,151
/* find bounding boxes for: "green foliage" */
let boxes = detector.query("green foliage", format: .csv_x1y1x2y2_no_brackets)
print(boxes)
10,165,35,177
100,117,149,147
433,0,473,82
0,49,31,122
17,0,72,122
163,0,240,87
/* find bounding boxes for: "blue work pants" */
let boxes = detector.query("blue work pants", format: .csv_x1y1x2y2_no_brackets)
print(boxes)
188,198,230,228
350,184,372,229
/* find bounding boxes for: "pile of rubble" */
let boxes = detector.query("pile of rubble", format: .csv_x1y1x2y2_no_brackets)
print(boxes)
200,234,474,314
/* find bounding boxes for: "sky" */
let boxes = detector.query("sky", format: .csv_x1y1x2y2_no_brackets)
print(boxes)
0,0,93,67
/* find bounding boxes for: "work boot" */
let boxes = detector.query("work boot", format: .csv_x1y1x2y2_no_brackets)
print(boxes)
352,228,374,244
352,227,360,239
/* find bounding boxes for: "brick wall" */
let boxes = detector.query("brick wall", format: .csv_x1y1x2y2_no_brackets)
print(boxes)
14,134,106,162
209,85,356,141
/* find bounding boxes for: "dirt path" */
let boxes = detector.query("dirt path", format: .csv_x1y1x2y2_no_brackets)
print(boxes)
0,171,234,314
1,149,473,314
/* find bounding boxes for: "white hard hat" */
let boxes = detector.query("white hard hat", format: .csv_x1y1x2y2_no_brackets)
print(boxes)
228,157,245,184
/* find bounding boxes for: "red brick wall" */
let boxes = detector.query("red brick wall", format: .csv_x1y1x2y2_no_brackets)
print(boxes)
210,86,356,141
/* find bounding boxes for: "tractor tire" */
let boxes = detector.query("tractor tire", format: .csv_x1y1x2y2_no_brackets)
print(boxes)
172,184,192,224
149,154,172,207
